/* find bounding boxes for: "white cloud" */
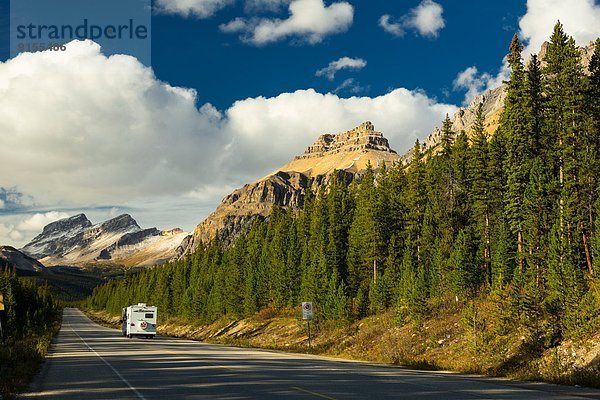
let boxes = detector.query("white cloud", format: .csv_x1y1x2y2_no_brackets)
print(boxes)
0,211,70,247
220,18,249,32
220,0,354,45
333,78,368,94
453,63,509,106
379,15,404,37
380,0,445,39
222,88,457,176
315,57,367,81
0,40,225,207
154,0,234,18
15,212,70,233
519,0,600,57
0,40,458,247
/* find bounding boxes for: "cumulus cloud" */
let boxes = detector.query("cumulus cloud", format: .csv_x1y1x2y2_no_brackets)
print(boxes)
453,63,509,106
519,0,600,57
221,88,457,175
16,212,70,233
0,40,458,246
315,57,367,81
219,0,354,45
0,41,224,206
380,0,445,39
154,0,234,18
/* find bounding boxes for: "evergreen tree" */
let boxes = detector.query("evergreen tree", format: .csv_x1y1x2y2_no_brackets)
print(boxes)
469,103,492,285
502,34,529,275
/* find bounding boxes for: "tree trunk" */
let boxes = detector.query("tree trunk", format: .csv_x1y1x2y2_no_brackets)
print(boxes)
518,230,524,273
583,230,594,277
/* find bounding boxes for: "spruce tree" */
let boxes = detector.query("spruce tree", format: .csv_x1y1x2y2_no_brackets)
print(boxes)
469,103,492,285
502,34,529,275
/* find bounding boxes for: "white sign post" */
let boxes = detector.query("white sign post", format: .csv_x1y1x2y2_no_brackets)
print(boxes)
302,302,313,348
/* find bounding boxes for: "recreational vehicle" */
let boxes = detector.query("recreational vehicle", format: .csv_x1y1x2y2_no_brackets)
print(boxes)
122,303,157,339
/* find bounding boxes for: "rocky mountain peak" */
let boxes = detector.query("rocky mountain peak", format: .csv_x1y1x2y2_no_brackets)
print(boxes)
97,214,140,234
178,122,401,255
297,121,395,160
40,213,92,236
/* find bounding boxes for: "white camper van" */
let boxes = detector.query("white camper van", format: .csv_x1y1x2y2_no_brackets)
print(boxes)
122,303,157,339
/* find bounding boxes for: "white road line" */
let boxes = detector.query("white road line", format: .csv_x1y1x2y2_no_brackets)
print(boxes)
69,324,147,400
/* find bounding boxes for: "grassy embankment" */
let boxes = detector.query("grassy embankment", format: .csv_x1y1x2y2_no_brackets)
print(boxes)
84,296,600,389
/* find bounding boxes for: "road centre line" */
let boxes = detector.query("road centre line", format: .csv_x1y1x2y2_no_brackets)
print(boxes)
69,323,147,400
291,386,338,400
156,343,337,399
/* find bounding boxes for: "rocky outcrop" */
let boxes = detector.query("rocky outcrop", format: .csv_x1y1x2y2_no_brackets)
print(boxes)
403,85,506,163
21,214,188,268
0,245,46,273
297,122,396,158
178,122,400,255
538,40,596,73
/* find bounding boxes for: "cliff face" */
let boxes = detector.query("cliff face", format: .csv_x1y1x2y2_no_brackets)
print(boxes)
179,122,400,254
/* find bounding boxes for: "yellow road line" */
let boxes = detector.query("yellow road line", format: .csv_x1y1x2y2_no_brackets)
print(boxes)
291,386,337,400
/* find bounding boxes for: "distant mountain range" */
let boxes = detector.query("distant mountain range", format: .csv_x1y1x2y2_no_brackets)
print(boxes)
18,213,188,269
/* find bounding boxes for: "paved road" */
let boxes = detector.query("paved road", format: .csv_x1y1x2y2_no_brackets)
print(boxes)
22,308,600,399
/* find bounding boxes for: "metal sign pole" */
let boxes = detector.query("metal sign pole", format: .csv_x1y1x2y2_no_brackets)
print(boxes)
302,302,314,349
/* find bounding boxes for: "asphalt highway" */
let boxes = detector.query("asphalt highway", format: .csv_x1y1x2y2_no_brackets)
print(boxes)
22,308,600,399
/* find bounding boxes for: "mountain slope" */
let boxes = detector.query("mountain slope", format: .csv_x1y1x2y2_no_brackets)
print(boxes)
0,245,46,272
179,121,400,254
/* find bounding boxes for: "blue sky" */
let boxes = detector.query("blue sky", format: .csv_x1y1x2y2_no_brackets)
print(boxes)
1,0,599,246
151,0,524,109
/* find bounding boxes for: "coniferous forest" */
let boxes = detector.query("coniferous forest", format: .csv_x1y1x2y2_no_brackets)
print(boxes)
88,24,600,346
0,268,60,396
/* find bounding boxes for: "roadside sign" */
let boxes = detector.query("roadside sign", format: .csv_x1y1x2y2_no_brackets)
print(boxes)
302,302,313,320
0,292,4,311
